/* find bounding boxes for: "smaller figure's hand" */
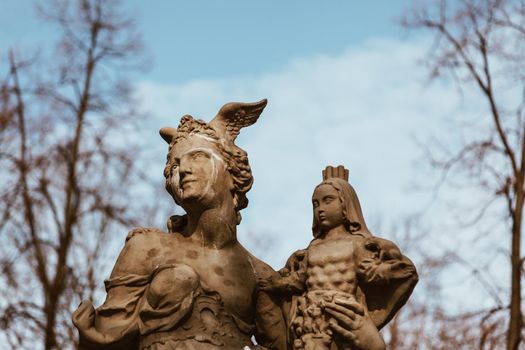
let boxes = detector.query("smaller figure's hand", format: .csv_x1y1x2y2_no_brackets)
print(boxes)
333,297,365,315
278,267,290,277
359,257,417,284
324,298,385,350
323,298,365,333
257,275,279,292
257,278,272,291
358,258,384,283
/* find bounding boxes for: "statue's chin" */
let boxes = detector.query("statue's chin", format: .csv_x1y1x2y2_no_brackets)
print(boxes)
176,193,215,212
174,186,202,202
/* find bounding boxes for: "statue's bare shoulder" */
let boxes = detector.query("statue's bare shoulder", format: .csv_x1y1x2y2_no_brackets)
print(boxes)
110,227,173,277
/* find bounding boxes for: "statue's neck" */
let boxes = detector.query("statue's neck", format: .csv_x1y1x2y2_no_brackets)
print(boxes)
321,224,348,240
186,203,237,249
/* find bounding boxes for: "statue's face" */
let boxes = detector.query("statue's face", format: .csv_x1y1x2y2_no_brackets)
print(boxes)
167,134,233,210
312,184,345,232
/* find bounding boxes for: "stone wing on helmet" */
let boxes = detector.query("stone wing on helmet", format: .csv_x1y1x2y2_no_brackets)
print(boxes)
209,99,267,142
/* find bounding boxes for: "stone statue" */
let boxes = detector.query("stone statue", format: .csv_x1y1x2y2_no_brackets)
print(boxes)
259,165,418,350
72,99,288,349
72,99,417,350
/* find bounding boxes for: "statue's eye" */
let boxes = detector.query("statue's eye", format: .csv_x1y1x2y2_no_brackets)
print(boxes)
312,200,319,208
192,151,209,159
324,196,335,204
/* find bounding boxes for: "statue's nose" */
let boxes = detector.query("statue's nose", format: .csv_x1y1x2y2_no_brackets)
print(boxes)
178,159,193,182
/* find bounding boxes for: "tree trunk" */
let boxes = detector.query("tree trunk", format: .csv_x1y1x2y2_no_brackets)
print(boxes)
388,314,400,350
508,188,524,350
44,291,58,350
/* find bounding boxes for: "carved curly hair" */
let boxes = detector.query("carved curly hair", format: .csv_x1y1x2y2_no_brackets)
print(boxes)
163,115,253,227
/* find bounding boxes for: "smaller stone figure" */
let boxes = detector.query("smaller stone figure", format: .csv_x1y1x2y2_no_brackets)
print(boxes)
259,166,418,350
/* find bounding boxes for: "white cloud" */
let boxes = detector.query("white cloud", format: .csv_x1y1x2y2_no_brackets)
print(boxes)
137,36,479,271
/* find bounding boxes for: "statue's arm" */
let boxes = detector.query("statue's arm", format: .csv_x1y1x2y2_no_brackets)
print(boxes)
73,229,154,349
357,237,418,329
358,238,417,284
252,259,288,350
258,249,307,295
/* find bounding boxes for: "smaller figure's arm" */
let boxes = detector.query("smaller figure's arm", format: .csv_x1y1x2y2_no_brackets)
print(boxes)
258,271,306,295
258,249,307,295
357,238,417,285
357,237,418,329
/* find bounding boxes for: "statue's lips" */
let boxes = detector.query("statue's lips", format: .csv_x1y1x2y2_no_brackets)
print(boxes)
180,178,197,187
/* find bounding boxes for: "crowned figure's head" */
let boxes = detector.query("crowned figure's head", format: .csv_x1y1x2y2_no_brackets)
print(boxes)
312,165,372,238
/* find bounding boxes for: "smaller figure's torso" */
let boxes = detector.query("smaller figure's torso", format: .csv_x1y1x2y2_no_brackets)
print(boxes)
306,235,360,295
290,235,366,350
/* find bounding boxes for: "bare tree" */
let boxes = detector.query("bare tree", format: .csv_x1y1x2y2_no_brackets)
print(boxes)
0,0,152,348
384,248,508,349
402,0,525,349
380,218,508,349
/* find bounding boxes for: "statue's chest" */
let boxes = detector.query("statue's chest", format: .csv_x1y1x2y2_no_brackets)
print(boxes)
307,238,355,267
306,238,359,291
158,243,257,319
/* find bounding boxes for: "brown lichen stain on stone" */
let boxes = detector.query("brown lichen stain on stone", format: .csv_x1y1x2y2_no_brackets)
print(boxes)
223,279,235,286
214,267,224,276
186,250,198,259
147,248,160,258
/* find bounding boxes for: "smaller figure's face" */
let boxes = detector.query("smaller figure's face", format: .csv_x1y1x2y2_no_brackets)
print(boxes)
312,184,345,232
167,134,233,210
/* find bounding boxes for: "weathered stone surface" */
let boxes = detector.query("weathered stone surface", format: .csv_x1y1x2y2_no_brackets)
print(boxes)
72,102,417,350
260,165,418,350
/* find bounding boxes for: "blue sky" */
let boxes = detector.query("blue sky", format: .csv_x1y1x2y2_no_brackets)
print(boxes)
131,0,412,82
2,1,411,82
1,1,504,312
